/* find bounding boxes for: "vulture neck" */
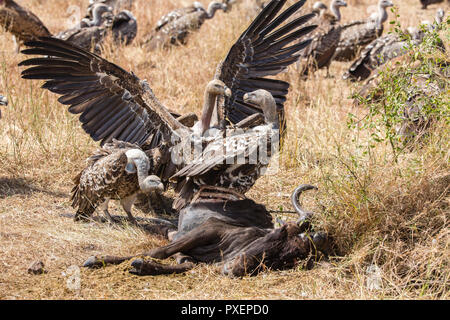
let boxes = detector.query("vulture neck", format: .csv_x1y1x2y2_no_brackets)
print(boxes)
200,89,219,135
376,4,389,29
261,96,279,129
205,3,223,19
126,150,151,192
330,2,342,22
435,11,444,25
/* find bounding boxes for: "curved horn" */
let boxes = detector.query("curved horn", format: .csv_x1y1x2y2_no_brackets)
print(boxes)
291,184,318,229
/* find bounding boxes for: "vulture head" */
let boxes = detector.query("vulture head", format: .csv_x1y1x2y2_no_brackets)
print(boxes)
379,0,394,9
222,0,237,13
91,3,114,26
206,1,229,17
330,0,347,21
125,149,164,194
312,1,328,15
243,89,278,127
205,79,232,97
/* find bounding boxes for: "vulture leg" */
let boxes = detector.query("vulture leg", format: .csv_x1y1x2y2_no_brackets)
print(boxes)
120,194,138,225
99,198,115,224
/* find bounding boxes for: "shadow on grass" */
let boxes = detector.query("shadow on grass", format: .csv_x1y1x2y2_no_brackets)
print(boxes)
0,177,68,199
61,212,178,238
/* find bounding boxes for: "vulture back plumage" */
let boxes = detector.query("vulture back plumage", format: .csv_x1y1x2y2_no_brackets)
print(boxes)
0,0,51,43
332,0,394,62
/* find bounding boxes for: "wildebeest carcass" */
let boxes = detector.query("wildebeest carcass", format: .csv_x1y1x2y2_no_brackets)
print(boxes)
83,185,330,277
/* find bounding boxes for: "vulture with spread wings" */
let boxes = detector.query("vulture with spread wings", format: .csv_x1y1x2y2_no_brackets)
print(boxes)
19,0,316,212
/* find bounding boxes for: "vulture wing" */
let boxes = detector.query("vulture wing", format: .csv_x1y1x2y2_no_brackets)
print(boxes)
0,0,52,43
19,37,187,146
171,125,278,179
215,0,316,131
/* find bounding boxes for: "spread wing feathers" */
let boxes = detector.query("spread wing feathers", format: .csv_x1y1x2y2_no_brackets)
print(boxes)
215,0,316,127
172,126,277,179
19,37,178,146
0,0,52,43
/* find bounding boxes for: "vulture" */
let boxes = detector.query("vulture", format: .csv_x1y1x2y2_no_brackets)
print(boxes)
72,140,164,224
111,10,137,45
19,0,316,212
0,94,7,119
298,0,347,77
343,9,446,81
420,0,447,9
0,0,51,44
83,2,138,46
56,3,115,52
332,0,394,62
143,1,229,50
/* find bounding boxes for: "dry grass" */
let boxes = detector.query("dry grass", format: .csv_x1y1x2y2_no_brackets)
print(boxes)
0,0,449,299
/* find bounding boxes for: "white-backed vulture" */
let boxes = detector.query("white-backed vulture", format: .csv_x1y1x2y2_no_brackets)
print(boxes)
143,1,229,50
298,0,347,77
332,0,394,62
19,0,316,211
72,140,164,224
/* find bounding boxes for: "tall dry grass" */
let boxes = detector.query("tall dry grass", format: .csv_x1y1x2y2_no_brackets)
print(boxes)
0,0,448,299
